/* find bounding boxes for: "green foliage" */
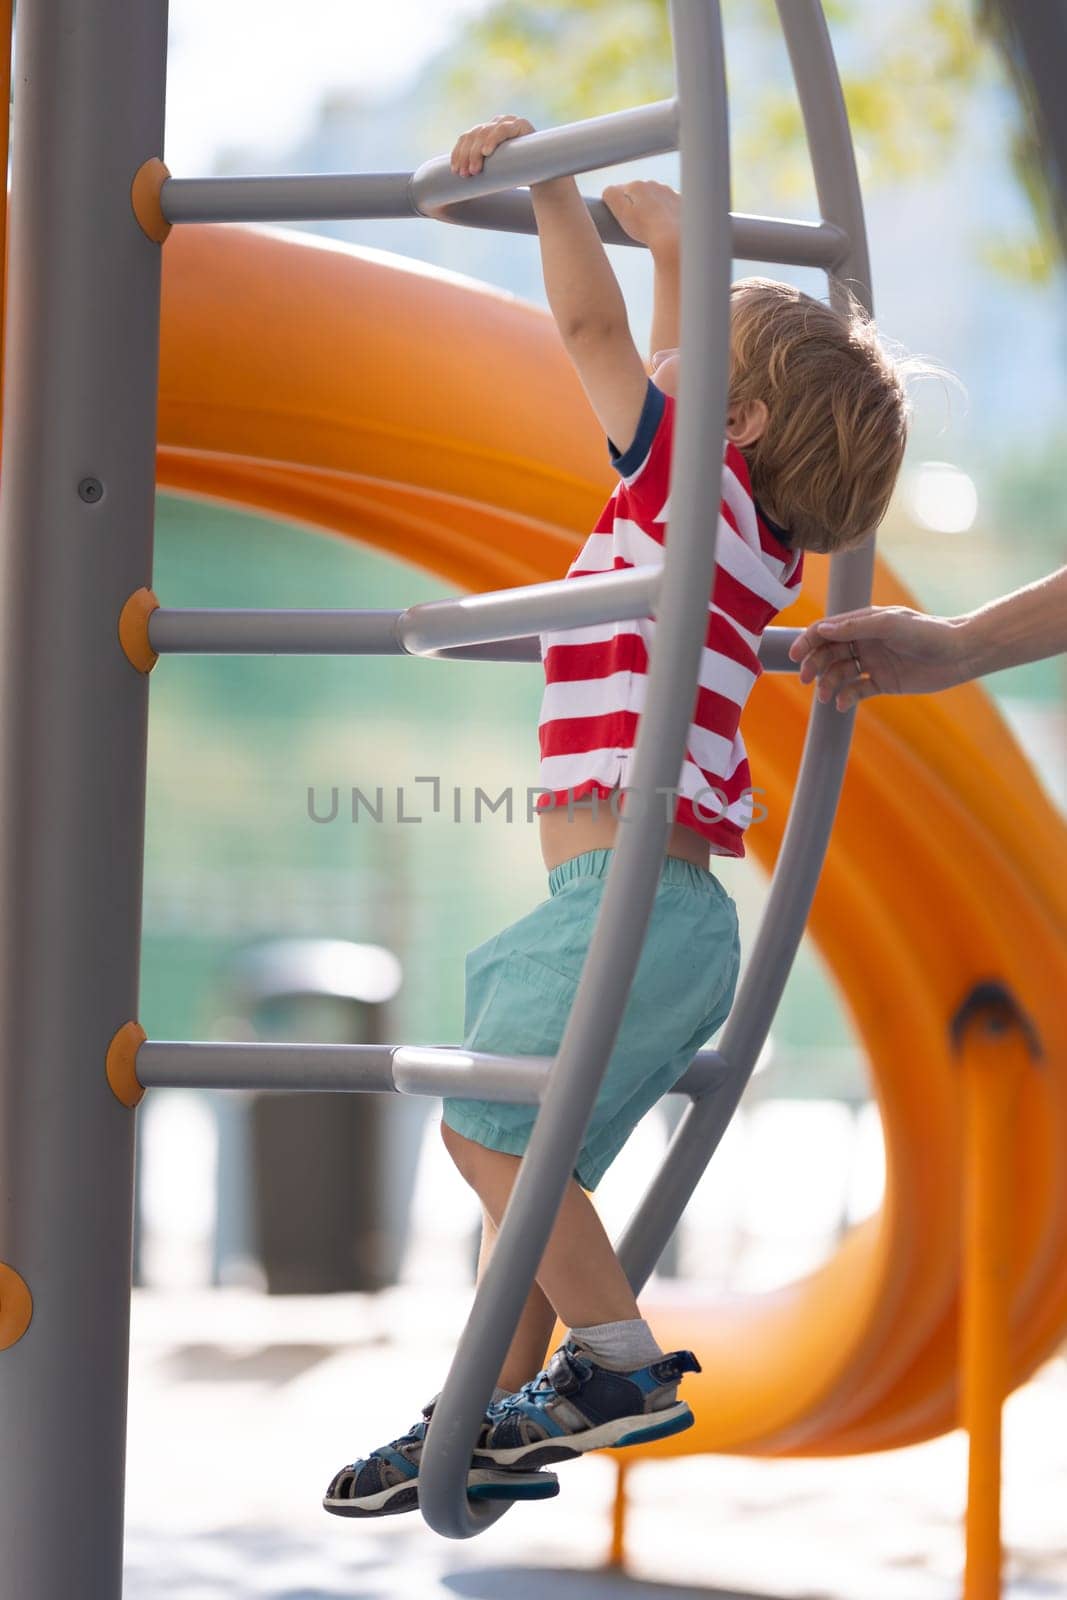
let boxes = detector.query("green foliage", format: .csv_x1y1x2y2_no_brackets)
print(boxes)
440,0,1056,279
974,0,1064,280
740,0,981,201
445,0,675,123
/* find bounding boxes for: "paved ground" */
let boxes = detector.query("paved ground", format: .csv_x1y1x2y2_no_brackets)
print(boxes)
123,1285,1067,1600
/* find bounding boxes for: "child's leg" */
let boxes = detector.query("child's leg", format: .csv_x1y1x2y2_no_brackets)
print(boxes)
441,1122,698,1469
322,1184,564,1518
442,1120,641,1331
476,1208,559,1393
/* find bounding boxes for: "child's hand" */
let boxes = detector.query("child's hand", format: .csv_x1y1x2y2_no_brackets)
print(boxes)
450,114,536,178
601,180,680,253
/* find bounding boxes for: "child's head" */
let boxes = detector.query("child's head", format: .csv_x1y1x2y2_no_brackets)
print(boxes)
725,276,922,554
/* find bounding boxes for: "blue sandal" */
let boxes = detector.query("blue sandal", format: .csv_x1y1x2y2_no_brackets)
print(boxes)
477,1342,700,1471
323,1399,560,1518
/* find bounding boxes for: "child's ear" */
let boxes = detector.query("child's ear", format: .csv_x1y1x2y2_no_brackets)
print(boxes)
725,399,768,447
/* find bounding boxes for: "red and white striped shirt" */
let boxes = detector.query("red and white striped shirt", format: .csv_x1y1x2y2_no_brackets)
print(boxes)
536,380,803,857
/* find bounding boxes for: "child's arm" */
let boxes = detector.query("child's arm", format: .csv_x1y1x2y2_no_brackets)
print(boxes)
602,181,683,363
451,115,650,455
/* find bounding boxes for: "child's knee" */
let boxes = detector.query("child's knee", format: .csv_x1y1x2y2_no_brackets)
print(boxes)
440,1118,520,1193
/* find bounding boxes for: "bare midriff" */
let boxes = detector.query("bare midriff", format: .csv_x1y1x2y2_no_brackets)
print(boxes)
538,792,712,873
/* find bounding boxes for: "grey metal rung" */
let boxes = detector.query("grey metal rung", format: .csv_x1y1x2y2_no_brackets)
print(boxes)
146,565,662,657
160,101,680,227
432,624,802,670
145,599,802,670
732,213,847,269
413,101,680,209
147,568,663,656
428,194,848,271
161,172,417,225
133,1038,727,1101
401,564,659,655
158,166,848,273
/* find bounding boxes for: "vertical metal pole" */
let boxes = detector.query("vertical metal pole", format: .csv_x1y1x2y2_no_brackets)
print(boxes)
954,988,1036,1600
0,0,11,424
0,4,168,1597
608,1459,631,1569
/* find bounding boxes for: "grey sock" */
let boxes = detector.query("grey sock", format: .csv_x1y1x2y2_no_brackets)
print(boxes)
568,1317,664,1371
491,1385,511,1405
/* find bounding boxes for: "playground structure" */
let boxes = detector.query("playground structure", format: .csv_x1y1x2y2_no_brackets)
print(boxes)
0,2,1065,1597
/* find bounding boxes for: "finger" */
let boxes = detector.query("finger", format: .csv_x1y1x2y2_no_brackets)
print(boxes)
488,114,532,144
788,623,823,662
484,122,515,152
473,118,531,172
834,676,880,713
813,656,863,703
797,640,852,685
465,127,494,173
456,123,500,174
628,179,667,198
452,130,481,174
790,620,856,664
815,606,877,628
602,188,640,229
815,607,890,641
449,133,468,171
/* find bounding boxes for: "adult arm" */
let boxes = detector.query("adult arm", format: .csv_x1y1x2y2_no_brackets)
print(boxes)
788,565,1067,710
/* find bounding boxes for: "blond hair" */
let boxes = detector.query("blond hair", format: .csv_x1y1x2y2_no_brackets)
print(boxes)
728,277,933,554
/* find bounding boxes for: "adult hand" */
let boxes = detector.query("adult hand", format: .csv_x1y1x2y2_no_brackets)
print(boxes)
788,606,969,711
601,179,681,255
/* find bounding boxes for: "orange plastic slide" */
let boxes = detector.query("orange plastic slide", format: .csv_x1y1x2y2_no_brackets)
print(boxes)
156,224,1067,1456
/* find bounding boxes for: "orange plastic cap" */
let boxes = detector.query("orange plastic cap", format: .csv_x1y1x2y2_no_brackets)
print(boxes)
131,157,172,244
0,1262,33,1351
106,1020,147,1108
118,586,160,674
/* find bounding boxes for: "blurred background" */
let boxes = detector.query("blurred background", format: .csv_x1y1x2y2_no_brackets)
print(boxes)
99,3,1067,1593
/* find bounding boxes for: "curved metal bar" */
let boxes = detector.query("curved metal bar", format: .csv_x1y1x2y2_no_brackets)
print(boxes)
426,187,847,270
397,565,661,655
411,101,679,213
432,624,802,667
616,0,877,1291
417,0,731,1540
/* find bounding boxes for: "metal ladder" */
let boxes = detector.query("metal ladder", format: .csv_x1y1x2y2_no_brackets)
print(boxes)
0,0,872,1583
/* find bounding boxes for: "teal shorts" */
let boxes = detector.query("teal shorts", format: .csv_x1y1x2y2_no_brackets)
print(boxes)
441,848,740,1190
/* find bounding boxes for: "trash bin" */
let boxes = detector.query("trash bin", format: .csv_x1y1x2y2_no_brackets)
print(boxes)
214,939,425,1294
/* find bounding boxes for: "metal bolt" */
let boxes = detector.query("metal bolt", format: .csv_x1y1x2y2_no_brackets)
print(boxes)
77,477,104,504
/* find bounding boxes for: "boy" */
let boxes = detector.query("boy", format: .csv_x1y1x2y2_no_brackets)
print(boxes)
325,114,915,1518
